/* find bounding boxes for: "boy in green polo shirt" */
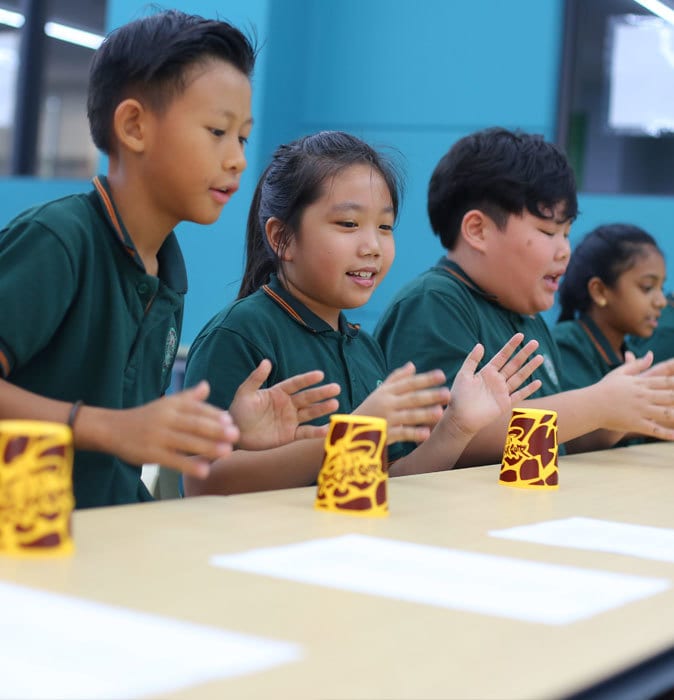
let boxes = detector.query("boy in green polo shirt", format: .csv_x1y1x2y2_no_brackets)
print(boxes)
375,127,674,465
0,10,339,508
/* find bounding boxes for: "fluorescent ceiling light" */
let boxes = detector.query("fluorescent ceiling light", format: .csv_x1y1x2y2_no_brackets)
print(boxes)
44,21,103,49
633,0,674,25
0,8,104,49
0,8,23,28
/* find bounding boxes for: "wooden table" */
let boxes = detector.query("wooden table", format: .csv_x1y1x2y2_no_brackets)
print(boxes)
2,441,674,699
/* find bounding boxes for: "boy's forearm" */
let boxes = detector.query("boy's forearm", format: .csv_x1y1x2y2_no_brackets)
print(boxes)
455,385,621,468
0,378,118,455
0,378,72,424
184,438,325,496
389,420,476,476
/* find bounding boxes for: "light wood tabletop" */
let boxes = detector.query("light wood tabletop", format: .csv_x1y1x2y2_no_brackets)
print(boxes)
2,441,674,699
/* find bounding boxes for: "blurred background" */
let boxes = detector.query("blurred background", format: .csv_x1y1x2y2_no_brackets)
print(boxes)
1,0,674,344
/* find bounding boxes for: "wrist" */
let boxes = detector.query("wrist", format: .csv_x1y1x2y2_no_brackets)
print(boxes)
72,404,116,454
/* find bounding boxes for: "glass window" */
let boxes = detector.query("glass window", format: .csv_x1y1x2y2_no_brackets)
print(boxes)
558,0,674,195
0,0,106,177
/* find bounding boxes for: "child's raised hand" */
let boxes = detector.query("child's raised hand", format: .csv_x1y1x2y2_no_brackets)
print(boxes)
633,352,674,378
596,354,674,439
440,333,543,438
101,381,239,478
354,362,451,444
229,359,341,449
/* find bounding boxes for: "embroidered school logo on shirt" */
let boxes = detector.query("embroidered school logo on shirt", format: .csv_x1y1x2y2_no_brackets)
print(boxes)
162,327,178,376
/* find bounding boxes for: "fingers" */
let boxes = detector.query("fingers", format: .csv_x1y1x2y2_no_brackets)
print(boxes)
641,375,674,397
181,380,211,402
291,382,341,409
381,386,451,414
236,359,273,395
295,424,330,440
643,357,674,378
637,418,674,441
381,367,447,395
509,378,542,404
385,362,417,381
615,351,653,376
484,333,526,372
492,339,540,381
457,343,486,377
387,424,432,444
296,397,340,424
164,392,241,454
155,453,214,479
389,405,445,428
163,424,238,460
504,353,544,393
273,368,336,396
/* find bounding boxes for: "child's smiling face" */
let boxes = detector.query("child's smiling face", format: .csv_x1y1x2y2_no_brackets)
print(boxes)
277,164,396,329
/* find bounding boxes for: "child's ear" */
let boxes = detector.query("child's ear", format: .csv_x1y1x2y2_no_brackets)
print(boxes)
588,276,608,308
460,209,490,252
265,217,293,261
112,98,148,154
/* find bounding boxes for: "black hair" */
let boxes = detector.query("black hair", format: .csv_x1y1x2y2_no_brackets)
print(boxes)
87,9,256,154
557,223,662,322
428,127,578,250
238,131,404,298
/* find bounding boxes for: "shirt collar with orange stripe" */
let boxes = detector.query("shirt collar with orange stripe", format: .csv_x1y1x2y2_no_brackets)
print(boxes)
577,314,624,367
433,256,498,302
92,175,187,293
262,274,359,338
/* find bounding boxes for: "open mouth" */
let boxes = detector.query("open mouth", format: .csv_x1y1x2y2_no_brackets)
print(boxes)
347,271,375,279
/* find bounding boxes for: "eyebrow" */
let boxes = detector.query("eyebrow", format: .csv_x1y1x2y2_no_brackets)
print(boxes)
329,202,394,214
215,109,254,126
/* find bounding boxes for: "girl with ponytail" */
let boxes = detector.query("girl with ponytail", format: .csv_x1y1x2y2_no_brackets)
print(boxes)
554,223,666,391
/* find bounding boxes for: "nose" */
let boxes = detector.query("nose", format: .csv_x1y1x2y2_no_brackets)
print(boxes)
556,236,571,262
654,288,667,309
222,138,247,174
358,225,382,257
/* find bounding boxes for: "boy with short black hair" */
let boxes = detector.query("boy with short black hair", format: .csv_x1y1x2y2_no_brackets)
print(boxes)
375,127,674,466
0,10,339,508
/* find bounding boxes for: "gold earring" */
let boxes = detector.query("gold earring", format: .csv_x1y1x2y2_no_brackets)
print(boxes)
598,299,607,307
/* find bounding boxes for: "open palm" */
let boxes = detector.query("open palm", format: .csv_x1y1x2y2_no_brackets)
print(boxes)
448,335,543,436
229,360,340,450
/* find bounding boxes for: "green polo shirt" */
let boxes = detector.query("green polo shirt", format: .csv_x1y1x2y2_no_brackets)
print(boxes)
553,316,646,447
630,295,674,364
552,315,624,391
375,257,563,397
185,274,407,461
0,175,186,508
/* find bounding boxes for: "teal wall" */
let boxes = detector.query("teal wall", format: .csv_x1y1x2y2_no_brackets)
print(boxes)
3,0,674,344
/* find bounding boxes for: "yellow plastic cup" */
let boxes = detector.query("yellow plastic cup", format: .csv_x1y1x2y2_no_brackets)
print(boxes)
0,420,75,556
499,408,559,490
315,414,388,516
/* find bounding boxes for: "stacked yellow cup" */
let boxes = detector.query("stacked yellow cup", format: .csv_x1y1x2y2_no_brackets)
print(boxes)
0,420,75,556
499,408,559,489
315,414,389,516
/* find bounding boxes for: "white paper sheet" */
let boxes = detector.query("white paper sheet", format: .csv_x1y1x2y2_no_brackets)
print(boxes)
490,516,674,563
211,534,669,626
0,581,301,700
